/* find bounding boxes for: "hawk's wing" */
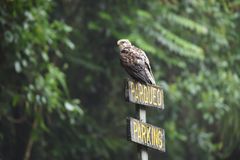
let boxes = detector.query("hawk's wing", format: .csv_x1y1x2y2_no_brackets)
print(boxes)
132,46,156,84
120,46,156,85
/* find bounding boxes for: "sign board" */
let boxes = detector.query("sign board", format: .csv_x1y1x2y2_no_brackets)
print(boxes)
127,117,165,152
125,80,164,109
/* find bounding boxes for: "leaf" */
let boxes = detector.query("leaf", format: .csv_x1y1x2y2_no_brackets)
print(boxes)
64,101,83,115
14,61,22,73
99,12,112,21
164,13,208,35
65,39,75,49
153,24,205,60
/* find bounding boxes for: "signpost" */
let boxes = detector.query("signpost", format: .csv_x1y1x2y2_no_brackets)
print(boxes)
127,117,165,152
124,79,165,160
125,79,164,109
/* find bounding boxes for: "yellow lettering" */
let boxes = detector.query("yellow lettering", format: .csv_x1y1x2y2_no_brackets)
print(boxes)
148,86,152,105
141,124,146,143
155,128,159,146
143,85,148,104
147,126,151,145
130,81,135,101
137,122,142,140
153,88,157,105
138,83,144,103
157,89,161,106
155,129,160,147
151,127,155,146
135,83,139,102
129,80,164,108
133,121,138,139
158,130,163,149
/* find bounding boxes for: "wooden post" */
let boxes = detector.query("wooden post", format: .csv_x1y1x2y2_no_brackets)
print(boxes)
136,104,148,160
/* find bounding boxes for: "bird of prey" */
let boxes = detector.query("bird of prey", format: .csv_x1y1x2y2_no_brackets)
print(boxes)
117,39,156,85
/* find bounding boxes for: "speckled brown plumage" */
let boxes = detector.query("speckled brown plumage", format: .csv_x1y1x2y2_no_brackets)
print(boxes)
117,39,156,85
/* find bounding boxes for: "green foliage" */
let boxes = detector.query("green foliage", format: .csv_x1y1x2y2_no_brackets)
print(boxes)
64,0,240,159
0,0,81,159
1,0,240,160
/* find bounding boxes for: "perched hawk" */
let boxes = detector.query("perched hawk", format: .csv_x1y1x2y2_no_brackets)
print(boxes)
117,39,156,85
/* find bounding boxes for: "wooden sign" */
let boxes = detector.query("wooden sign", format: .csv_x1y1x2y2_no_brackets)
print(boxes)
127,117,165,152
125,80,164,109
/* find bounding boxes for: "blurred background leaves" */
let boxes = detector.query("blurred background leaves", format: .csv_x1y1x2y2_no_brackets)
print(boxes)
0,0,240,160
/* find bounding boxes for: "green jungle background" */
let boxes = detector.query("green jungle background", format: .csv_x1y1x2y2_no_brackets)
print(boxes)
1,0,240,160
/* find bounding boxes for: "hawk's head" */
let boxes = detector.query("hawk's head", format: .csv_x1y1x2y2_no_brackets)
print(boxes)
117,39,131,50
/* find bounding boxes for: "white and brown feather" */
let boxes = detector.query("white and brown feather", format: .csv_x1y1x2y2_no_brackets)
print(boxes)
117,39,156,85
